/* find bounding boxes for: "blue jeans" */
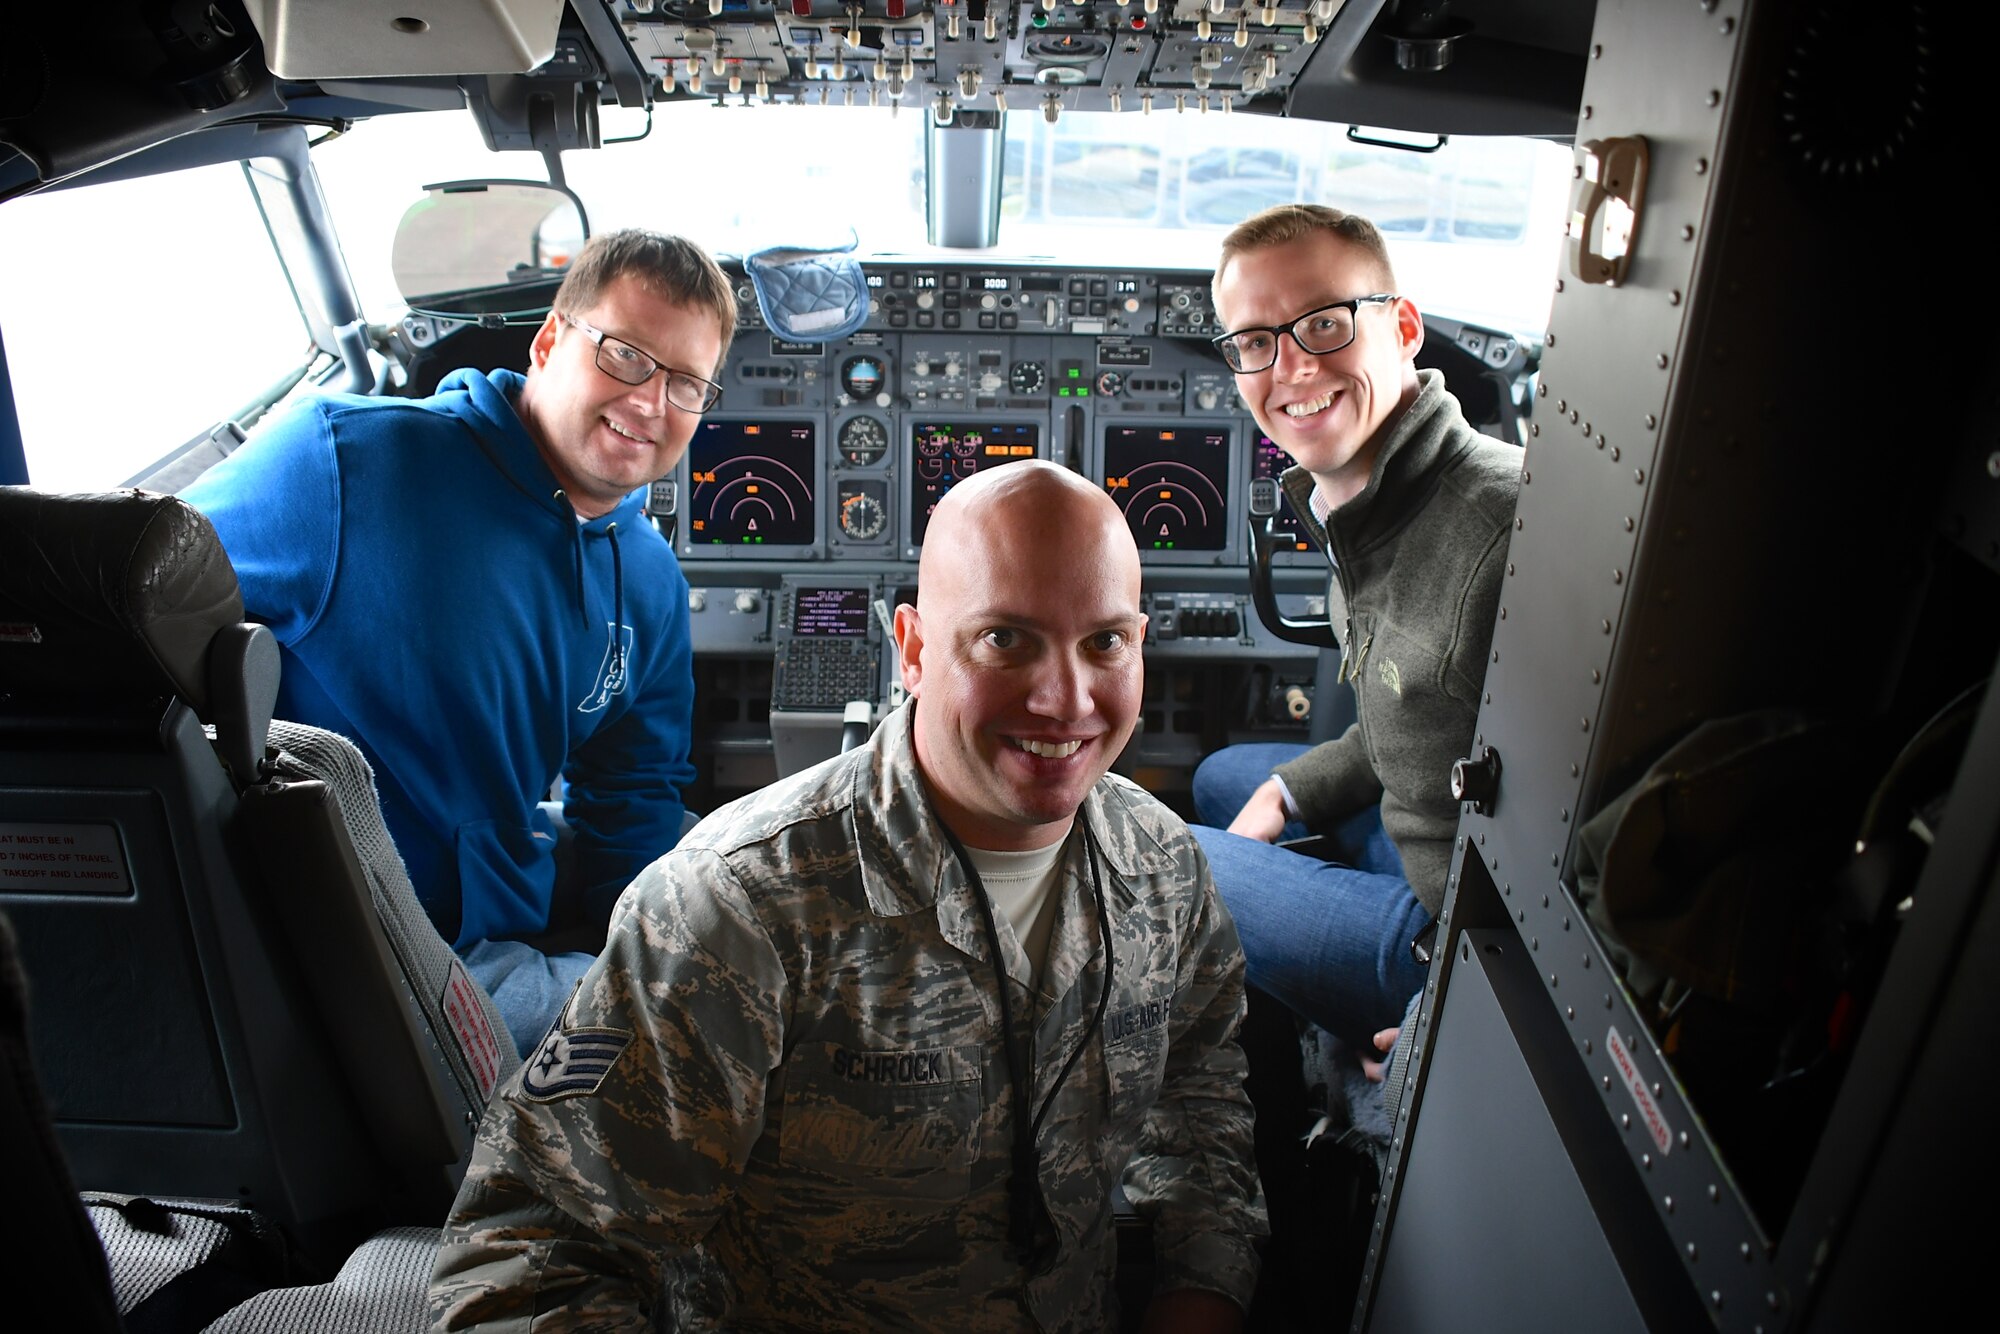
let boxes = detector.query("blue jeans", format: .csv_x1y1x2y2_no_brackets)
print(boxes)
463,807,703,1061
463,938,595,1062
1192,744,1431,1048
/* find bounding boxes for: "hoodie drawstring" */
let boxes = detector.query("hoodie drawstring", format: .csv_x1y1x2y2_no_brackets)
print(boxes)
607,521,625,677
554,488,589,621
554,486,626,670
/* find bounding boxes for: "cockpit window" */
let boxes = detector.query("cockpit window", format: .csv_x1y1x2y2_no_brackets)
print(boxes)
0,162,311,491
995,112,1571,332
312,104,1570,340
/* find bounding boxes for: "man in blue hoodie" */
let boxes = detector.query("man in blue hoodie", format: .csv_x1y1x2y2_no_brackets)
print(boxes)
183,230,736,1058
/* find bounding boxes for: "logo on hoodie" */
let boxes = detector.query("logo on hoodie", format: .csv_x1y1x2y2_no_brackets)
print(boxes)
577,622,634,713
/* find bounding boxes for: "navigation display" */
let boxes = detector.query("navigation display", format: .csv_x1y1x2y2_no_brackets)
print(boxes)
1252,433,1314,552
687,420,817,546
907,421,1040,545
1102,425,1231,552
793,586,872,637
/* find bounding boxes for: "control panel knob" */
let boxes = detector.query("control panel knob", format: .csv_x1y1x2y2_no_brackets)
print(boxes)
912,356,932,377
734,590,762,614
688,589,707,613
981,293,998,310
1095,370,1123,396
1196,388,1219,410
944,357,962,378
916,291,935,310
1045,296,1062,325
980,372,1002,393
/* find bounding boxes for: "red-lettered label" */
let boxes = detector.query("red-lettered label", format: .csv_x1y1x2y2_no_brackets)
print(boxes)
443,957,505,1100
1608,1025,1672,1154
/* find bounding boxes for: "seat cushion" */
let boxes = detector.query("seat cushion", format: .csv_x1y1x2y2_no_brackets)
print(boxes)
202,1226,441,1334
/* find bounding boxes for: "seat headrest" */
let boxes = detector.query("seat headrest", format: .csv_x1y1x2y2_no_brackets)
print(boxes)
0,488,243,712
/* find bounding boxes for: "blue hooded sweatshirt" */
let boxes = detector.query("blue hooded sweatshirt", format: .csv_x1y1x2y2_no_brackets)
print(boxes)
182,367,695,949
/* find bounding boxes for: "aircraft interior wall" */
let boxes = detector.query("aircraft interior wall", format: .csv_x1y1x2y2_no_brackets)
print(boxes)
1360,1,2000,1329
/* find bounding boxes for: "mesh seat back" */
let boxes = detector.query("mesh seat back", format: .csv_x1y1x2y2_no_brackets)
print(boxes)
265,720,511,1114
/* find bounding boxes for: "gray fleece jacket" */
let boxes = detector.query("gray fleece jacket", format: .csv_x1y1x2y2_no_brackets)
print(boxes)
1273,369,1520,916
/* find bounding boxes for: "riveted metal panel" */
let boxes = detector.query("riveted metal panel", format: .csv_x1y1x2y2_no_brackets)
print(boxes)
1456,3,1787,1319
1476,0,1747,984
1360,0,1992,1329
1369,929,1656,1334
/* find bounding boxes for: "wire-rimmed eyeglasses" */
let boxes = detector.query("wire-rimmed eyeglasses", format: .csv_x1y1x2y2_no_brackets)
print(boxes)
1210,294,1399,374
563,314,722,413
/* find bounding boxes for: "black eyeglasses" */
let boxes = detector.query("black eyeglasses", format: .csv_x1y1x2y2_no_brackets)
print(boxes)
1211,294,1399,374
562,314,722,413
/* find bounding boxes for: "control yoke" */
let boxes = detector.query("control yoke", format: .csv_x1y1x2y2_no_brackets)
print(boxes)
1245,479,1337,650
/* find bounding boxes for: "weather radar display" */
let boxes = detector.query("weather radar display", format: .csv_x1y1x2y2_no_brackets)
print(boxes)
688,421,817,546
1102,426,1231,552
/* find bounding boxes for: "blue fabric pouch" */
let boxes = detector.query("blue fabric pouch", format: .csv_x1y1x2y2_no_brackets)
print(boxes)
743,238,870,341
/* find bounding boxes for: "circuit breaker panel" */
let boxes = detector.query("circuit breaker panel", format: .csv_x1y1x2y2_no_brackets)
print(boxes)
1358,1,1999,1330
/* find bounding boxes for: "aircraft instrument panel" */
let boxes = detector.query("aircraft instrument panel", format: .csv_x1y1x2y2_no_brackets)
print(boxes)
670,259,1527,577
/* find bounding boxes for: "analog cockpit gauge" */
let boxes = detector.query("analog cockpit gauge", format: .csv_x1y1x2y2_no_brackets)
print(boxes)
1009,360,1046,394
841,354,887,402
838,414,890,466
837,486,888,541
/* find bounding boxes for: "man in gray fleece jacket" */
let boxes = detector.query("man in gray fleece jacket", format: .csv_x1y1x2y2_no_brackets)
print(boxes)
1191,204,1520,1052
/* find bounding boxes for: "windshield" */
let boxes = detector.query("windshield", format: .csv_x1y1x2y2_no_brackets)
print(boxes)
0,162,312,493
314,103,1571,337
0,102,1568,490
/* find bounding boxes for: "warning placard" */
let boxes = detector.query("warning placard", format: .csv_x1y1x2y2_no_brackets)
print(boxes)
1608,1025,1673,1155
0,822,132,895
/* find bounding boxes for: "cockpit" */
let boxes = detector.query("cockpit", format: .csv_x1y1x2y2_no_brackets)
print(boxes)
4,2,1988,1331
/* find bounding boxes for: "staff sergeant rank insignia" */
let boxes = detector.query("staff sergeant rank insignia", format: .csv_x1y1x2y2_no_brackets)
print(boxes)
522,1025,632,1101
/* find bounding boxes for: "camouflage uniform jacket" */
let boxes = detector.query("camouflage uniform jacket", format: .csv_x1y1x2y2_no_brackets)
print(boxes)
431,702,1266,1331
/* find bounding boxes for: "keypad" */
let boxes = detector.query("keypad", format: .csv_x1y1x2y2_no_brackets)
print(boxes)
772,638,878,710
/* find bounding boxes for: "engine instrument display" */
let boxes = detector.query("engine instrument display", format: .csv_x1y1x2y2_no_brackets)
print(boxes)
908,421,1040,546
687,420,817,546
1102,425,1231,552
1252,434,1314,552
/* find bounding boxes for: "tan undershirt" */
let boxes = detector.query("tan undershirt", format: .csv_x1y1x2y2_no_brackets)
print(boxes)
963,838,1066,993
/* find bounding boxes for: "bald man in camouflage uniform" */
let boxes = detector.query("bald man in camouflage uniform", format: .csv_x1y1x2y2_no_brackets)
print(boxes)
431,461,1266,1331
